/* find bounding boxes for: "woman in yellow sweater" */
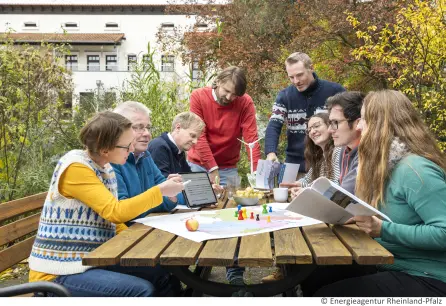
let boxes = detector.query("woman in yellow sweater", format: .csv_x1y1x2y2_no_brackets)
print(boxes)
28,111,184,297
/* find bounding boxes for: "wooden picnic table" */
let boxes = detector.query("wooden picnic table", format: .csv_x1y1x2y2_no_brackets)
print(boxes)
82,191,394,297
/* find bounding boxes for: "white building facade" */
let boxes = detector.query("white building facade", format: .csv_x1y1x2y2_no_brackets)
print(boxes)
0,1,206,107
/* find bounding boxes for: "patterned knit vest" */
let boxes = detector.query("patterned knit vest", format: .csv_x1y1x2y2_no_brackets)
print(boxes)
29,150,117,275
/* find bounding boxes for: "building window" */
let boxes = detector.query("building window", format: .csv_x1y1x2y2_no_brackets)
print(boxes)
79,92,94,108
161,22,175,31
59,92,73,119
161,55,175,72
142,54,151,69
105,22,119,30
63,22,79,30
128,54,137,71
65,55,78,71
23,21,38,30
106,55,117,71
196,23,208,31
87,55,100,71
192,59,203,81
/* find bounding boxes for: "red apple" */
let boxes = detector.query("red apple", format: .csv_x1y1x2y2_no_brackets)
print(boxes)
185,218,199,232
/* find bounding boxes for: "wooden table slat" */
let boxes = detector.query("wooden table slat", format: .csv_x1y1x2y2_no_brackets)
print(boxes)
331,224,394,265
82,223,152,266
301,224,352,265
120,229,177,266
160,236,204,266
273,228,313,264
238,232,273,267
197,237,238,266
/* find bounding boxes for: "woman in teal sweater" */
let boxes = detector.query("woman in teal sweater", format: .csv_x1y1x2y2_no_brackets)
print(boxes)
306,90,446,297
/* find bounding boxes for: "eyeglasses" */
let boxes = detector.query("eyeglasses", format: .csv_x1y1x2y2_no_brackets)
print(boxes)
132,124,152,133
328,119,350,130
305,122,323,135
115,141,133,152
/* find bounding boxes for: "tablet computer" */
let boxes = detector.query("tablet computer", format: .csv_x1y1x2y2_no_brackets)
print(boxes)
179,172,218,208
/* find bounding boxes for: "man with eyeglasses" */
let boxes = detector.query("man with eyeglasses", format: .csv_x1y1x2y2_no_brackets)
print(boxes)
264,52,345,175
111,101,183,229
326,91,365,194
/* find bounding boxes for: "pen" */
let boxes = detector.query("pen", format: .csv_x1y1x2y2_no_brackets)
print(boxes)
183,180,192,186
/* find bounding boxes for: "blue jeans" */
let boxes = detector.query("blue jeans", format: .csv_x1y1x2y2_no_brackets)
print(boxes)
188,161,245,283
49,265,181,297
187,162,238,186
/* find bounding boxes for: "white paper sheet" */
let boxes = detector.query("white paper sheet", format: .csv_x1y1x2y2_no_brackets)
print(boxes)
134,203,322,242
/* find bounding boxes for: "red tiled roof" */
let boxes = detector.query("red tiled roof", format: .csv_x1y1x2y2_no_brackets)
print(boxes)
0,33,125,44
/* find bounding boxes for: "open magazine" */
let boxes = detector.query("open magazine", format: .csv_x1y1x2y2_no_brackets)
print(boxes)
285,177,392,224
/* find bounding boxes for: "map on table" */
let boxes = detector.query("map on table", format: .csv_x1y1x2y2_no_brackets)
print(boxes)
134,203,322,242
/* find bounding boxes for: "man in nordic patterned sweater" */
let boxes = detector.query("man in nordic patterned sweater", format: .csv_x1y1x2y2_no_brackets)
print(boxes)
264,52,345,174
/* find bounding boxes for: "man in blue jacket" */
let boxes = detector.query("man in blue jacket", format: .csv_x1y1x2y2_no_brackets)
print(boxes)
112,101,182,224
264,52,345,173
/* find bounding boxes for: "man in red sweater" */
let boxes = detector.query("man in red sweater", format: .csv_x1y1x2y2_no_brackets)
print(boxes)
187,66,261,287
187,66,261,186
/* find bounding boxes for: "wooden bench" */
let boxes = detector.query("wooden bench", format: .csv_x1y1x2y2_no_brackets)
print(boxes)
0,192,70,297
0,192,47,275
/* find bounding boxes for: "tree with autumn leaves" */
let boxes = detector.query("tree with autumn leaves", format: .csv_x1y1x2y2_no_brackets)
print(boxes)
348,0,446,149
159,0,445,149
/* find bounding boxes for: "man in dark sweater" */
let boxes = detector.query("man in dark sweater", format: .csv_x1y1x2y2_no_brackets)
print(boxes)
148,112,205,178
264,52,345,173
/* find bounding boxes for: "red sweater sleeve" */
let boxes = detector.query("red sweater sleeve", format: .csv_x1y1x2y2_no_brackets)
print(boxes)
190,90,218,170
241,98,262,171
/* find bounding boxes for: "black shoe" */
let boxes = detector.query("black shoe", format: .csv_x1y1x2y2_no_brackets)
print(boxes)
229,277,245,286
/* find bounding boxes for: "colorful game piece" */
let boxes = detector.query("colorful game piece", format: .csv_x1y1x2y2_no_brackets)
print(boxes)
267,216,271,223
238,210,244,220
242,207,247,219
237,204,242,212
256,214,260,221
269,206,273,213
262,204,268,214
234,210,239,217
250,212,254,219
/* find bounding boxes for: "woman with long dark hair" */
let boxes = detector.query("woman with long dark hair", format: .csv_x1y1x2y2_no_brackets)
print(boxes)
282,112,341,198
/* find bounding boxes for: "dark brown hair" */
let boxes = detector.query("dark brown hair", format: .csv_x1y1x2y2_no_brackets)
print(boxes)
79,111,132,154
212,66,247,96
326,91,365,128
304,113,335,181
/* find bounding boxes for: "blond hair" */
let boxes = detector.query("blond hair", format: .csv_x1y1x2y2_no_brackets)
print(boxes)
285,52,312,69
356,90,446,208
171,112,205,132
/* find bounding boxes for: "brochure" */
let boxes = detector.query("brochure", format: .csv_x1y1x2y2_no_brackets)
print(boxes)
255,159,300,189
285,177,391,224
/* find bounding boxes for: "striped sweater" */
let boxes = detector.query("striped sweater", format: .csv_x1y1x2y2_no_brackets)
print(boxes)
298,146,342,187
29,150,117,275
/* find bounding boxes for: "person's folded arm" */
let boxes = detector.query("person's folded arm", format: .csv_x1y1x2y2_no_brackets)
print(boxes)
59,163,163,224
298,167,312,188
381,160,446,251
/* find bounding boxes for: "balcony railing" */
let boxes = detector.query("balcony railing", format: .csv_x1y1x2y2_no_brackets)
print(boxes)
65,64,178,73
